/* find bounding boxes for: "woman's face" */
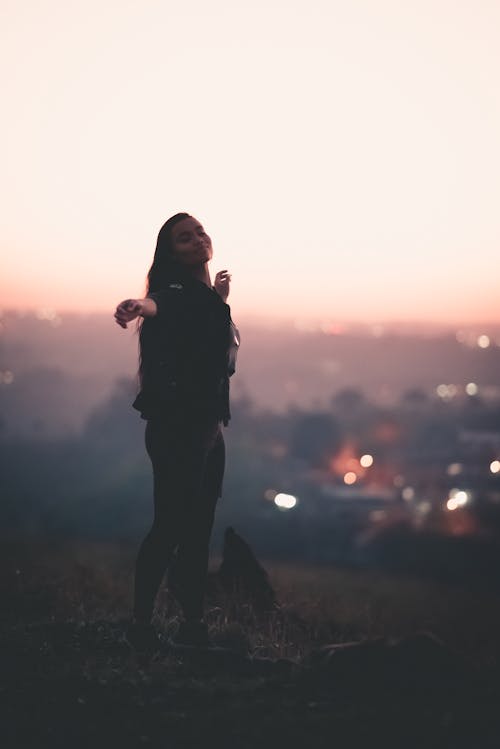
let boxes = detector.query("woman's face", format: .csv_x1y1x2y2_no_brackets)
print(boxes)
170,216,213,265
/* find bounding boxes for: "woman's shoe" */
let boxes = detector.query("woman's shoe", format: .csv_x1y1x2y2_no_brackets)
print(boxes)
126,620,161,653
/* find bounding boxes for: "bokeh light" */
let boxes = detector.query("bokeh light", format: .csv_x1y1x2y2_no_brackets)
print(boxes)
465,382,478,396
274,493,297,510
343,472,357,485
448,488,469,507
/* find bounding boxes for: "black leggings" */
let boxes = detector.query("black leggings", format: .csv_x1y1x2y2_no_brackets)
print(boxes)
133,415,225,622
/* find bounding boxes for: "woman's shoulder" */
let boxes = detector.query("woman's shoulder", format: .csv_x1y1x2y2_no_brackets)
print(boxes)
147,282,191,319
148,281,188,302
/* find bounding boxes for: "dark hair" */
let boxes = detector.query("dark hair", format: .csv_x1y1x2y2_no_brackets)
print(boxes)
137,212,193,388
146,212,193,293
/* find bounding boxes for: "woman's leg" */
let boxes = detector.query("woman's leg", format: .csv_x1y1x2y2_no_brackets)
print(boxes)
169,423,225,622
133,418,197,623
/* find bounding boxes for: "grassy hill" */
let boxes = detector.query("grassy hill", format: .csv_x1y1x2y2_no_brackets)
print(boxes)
2,539,500,747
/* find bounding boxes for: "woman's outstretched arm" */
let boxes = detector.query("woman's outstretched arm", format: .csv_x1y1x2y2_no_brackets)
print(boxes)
114,298,158,329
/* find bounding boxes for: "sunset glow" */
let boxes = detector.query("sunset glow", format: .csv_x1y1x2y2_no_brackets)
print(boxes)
2,0,500,324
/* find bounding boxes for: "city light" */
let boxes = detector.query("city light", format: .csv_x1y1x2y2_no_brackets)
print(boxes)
343,472,357,485
465,382,478,396
436,384,457,399
490,461,500,475
454,491,469,505
320,321,346,336
447,463,463,476
477,335,490,349
402,486,415,501
0,370,14,385
416,501,432,515
36,307,57,321
274,493,297,510
359,454,374,468
35,308,62,327
448,488,470,509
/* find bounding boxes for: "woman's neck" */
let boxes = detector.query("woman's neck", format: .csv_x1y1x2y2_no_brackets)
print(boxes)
188,263,212,287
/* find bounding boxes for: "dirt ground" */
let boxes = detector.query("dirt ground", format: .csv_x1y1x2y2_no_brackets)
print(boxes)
2,539,500,748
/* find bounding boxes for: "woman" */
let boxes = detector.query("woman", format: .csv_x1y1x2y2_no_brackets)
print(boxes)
114,213,240,651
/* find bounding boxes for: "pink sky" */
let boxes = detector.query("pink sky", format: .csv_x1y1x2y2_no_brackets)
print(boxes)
1,0,499,325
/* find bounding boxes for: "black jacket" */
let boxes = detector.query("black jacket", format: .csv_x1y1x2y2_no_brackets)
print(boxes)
132,277,240,426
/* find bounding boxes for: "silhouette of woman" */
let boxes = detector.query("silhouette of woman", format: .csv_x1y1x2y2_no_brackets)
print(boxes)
114,213,240,650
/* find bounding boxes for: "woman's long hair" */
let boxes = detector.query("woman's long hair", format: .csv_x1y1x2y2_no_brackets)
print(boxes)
138,212,193,387
146,212,193,293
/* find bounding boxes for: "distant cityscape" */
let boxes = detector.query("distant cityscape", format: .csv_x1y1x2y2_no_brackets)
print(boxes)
1,308,500,437
1,307,499,573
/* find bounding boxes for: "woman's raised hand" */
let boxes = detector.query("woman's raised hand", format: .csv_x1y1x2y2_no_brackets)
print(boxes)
114,299,143,329
214,270,231,303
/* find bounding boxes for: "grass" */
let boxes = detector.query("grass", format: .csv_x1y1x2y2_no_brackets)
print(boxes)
2,537,500,748
3,538,500,664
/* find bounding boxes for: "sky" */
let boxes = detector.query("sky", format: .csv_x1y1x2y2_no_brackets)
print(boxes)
1,0,499,325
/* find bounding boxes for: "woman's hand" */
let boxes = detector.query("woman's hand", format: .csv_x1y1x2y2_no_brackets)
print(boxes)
114,298,158,327
214,270,231,303
114,299,144,328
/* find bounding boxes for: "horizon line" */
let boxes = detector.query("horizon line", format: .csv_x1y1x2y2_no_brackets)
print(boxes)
2,306,500,333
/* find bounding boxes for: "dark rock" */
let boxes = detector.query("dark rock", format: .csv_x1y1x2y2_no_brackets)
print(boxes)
217,527,279,615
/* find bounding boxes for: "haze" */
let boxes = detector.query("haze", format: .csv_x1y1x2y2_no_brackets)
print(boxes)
1,0,499,325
